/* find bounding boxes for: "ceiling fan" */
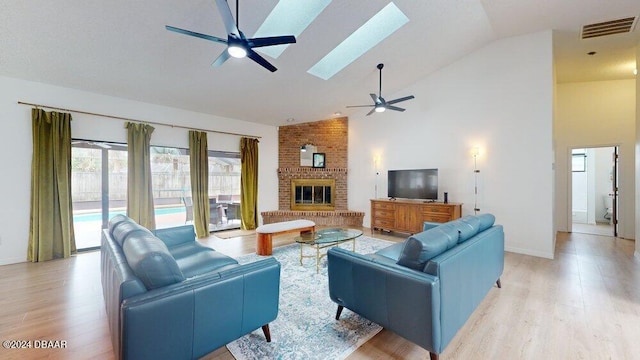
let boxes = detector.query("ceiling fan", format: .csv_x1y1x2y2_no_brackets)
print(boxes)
165,0,296,72
347,63,415,116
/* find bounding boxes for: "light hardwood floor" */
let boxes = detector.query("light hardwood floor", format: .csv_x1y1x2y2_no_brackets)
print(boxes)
0,229,638,359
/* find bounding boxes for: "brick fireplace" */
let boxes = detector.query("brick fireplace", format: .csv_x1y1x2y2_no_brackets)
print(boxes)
260,117,364,226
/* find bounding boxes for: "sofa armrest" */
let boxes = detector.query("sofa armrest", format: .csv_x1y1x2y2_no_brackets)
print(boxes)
327,247,441,353
423,225,504,351
152,225,197,248
120,257,280,360
423,221,441,231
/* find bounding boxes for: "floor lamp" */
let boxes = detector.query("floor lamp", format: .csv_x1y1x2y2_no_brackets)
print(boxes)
373,155,380,198
472,147,480,215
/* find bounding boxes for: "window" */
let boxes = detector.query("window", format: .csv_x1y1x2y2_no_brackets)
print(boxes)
71,141,242,249
572,149,586,172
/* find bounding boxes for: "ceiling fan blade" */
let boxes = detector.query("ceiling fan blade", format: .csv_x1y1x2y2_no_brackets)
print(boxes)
366,108,377,116
369,93,379,103
215,0,241,36
247,49,277,72
165,25,228,44
386,105,406,112
248,35,296,48
387,95,415,105
212,50,231,67
346,105,375,108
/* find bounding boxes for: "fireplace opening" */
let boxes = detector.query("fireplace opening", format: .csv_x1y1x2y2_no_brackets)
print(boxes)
291,179,335,211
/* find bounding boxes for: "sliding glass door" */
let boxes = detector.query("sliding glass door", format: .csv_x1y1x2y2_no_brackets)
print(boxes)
149,146,190,229
208,151,241,231
71,140,127,251
71,142,242,249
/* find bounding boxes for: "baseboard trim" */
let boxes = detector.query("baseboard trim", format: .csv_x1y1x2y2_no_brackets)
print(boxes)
0,257,27,266
505,246,554,259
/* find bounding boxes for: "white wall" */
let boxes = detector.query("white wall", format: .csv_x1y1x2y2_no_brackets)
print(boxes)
0,76,279,265
636,45,640,258
555,79,636,239
349,31,555,258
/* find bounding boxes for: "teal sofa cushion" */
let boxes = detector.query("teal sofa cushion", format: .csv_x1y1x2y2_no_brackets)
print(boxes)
455,216,481,243
110,216,152,247
477,213,496,231
108,214,130,236
396,225,458,271
152,225,197,248
123,232,185,290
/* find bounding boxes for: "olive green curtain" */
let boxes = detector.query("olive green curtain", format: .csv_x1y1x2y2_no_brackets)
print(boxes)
126,122,156,230
28,109,76,262
240,137,259,230
189,131,210,238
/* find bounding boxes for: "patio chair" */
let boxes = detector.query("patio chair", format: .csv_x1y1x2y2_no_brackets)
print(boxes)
182,197,193,224
226,203,240,223
210,198,224,225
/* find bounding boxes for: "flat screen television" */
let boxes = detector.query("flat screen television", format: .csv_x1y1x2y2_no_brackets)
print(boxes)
388,169,438,201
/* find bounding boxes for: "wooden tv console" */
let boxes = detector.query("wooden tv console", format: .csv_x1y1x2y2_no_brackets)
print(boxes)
370,199,462,235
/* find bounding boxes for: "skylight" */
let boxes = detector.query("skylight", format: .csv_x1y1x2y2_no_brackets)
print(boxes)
253,0,332,59
307,2,409,80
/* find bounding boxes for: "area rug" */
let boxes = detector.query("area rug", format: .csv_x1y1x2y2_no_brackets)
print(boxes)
215,229,256,239
226,235,397,360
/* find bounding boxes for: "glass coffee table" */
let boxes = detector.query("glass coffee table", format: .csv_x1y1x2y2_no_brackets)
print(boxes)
294,228,363,273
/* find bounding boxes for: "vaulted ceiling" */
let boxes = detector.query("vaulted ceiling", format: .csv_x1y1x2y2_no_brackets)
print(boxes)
1,0,639,125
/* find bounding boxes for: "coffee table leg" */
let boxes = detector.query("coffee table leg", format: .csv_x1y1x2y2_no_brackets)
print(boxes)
316,245,320,273
299,244,303,265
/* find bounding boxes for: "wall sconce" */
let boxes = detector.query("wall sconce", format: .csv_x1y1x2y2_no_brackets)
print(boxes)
471,147,481,215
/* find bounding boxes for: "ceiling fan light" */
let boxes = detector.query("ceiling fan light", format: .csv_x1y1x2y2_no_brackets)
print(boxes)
228,45,247,58
375,105,386,113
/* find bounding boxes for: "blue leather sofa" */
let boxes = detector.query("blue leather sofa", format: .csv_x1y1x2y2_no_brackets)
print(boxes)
101,215,280,359
327,214,503,360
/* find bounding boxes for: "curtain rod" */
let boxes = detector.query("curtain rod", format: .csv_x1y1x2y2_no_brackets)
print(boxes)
17,101,262,139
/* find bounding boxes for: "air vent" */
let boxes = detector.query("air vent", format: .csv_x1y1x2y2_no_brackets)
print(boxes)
581,16,637,39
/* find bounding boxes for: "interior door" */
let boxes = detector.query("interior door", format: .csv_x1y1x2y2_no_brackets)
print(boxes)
612,147,619,237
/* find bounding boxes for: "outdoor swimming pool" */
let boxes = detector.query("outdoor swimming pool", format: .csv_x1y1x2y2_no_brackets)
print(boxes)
73,207,185,222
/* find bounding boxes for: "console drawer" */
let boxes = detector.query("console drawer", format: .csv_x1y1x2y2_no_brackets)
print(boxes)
373,210,394,220
423,205,453,214
373,202,395,210
423,213,453,223
373,218,394,228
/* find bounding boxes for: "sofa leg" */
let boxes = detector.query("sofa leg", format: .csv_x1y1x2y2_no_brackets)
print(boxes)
429,352,439,360
261,324,271,342
496,278,502,288
335,305,344,320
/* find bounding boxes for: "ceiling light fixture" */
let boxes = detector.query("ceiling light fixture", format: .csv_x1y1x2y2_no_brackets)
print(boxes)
346,63,415,115
165,0,296,72
228,44,247,58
